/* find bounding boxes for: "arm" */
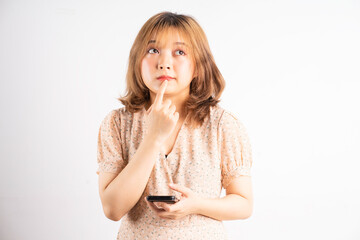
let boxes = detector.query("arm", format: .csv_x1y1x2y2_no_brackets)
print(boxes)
99,80,177,221
196,176,253,220
99,136,161,221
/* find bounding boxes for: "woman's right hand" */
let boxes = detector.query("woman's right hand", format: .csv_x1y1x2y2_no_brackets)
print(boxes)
144,80,179,145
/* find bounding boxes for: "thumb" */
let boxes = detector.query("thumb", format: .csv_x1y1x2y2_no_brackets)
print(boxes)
169,183,191,197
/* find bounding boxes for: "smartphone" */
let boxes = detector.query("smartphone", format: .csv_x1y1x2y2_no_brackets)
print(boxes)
146,195,179,204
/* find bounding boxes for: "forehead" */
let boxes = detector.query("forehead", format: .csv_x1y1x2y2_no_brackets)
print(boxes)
148,27,190,47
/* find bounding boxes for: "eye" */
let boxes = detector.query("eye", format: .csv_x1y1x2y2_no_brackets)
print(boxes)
148,48,159,54
175,50,185,56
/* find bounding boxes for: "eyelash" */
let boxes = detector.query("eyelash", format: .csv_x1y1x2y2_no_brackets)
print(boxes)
147,48,186,56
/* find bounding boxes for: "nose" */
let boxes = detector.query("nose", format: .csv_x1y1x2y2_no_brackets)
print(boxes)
157,52,172,70
159,64,170,70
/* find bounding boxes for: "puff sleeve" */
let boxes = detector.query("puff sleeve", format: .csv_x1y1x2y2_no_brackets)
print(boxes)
218,111,253,189
96,110,126,175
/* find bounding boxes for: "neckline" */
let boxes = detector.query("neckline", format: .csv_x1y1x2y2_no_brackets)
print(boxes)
163,113,188,159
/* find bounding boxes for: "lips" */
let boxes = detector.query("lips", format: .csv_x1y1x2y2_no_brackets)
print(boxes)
157,75,175,81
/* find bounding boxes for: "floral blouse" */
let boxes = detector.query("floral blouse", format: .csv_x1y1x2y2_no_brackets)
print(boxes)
97,104,253,240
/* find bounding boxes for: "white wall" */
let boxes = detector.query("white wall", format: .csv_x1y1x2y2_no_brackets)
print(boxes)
0,0,359,239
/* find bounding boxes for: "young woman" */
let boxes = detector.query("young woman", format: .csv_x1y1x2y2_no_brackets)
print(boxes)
97,11,253,240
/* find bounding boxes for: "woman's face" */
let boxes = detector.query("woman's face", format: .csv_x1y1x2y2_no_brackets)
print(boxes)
141,29,195,100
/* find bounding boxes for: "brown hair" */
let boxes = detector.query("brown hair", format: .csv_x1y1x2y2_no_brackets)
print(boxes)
118,11,225,128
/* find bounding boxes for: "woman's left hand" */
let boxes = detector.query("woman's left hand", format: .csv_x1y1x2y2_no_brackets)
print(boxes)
145,183,202,220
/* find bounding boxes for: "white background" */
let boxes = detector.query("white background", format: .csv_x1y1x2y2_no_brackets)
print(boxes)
1,0,359,239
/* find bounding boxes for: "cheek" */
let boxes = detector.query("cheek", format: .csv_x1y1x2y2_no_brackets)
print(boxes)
177,60,195,77
141,59,153,78
141,59,148,73
175,58,187,68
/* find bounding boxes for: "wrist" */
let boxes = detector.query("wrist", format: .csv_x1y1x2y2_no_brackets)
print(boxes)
143,135,163,150
192,196,205,215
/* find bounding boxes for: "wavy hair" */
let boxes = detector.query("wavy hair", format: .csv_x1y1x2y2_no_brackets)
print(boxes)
118,11,225,128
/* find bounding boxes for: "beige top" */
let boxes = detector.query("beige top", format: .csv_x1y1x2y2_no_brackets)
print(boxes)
97,104,253,240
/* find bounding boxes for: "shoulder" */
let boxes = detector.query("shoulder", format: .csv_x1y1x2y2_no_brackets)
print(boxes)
211,105,249,133
100,106,136,128
210,105,241,124
102,106,136,121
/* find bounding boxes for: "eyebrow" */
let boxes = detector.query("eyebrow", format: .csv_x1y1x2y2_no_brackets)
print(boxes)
147,40,187,46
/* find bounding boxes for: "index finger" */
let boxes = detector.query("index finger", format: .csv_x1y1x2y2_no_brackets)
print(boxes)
154,80,168,107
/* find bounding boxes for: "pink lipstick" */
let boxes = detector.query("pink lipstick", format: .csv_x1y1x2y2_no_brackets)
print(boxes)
157,75,175,81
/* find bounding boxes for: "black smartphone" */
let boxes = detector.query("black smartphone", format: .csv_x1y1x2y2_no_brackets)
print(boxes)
146,195,179,204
